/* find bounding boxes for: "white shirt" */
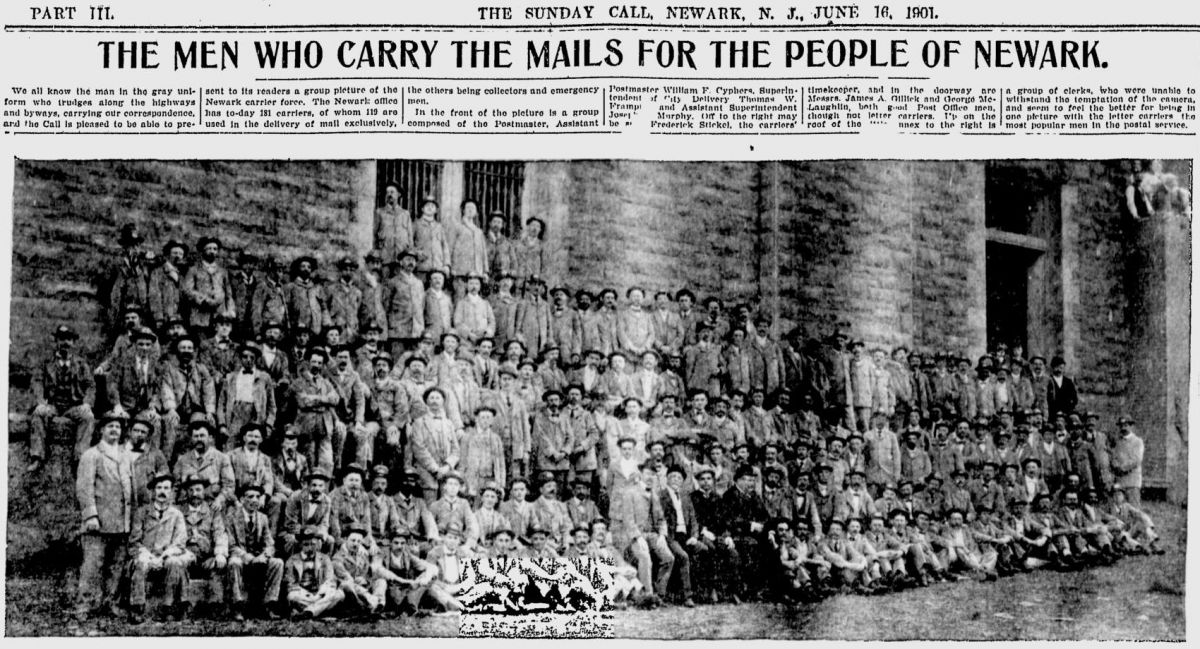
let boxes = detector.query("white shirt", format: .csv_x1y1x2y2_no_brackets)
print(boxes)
234,371,256,402
667,488,686,534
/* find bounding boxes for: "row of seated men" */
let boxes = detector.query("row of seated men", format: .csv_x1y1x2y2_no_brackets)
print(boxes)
75,409,1164,622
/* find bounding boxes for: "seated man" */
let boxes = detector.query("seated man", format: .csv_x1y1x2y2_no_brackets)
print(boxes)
429,471,480,550
128,474,192,623
284,526,346,620
333,526,386,619
281,472,336,556
772,518,831,602
819,519,872,595
379,529,440,616
863,514,908,589
224,483,284,621
178,475,230,616
425,522,474,612
1104,487,1165,555
941,508,996,581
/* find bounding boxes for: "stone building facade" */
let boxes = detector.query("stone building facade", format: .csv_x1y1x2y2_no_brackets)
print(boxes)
9,158,1189,496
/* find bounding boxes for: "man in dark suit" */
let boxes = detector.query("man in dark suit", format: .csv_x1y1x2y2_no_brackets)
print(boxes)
224,483,283,620
721,464,769,600
1046,356,1078,418
29,324,96,472
659,465,698,607
690,468,737,603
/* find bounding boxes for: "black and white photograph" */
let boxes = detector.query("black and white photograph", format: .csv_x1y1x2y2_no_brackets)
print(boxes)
5,158,1189,639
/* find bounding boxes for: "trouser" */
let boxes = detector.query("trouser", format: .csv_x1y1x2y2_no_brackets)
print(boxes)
346,422,380,467
226,555,284,605
223,402,261,452
731,534,763,594
666,534,694,599
854,407,872,432
342,579,387,611
692,538,738,596
299,422,335,476
76,532,127,614
626,534,674,597
387,583,430,611
31,403,95,462
288,586,345,617
1122,486,1142,508
129,550,193,607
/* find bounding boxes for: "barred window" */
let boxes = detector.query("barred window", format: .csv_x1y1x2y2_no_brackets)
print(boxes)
464,161,525,233
376,160,442,211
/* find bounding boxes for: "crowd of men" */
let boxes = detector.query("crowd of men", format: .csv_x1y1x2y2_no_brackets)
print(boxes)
45,200,1163,626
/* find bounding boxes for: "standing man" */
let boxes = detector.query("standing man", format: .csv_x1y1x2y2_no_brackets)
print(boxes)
148,241,188,330
448,198,488,296
286,255,327,337
453,273,497,346
325,257,365,345
1046,357,1079,418
485,211,514,281
217,344,277,451
383,250,426,357
29,324,95,472
161,337,218,455
183,236,237,336
289,348,341,475
375,181,413,265
413,198,449,280
250,259,289,335
74,412,134,622
1111,415,1145,507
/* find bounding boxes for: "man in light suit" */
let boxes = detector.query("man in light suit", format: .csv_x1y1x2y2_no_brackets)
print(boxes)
74,412,134,622
1111,415,1145,506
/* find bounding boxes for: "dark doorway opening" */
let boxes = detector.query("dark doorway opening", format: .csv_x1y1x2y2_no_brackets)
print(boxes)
986,242,1039,353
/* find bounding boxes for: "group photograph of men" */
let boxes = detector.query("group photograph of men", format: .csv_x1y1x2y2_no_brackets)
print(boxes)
5,158,1187,639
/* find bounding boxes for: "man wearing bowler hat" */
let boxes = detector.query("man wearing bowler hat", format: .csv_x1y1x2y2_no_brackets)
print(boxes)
250,258,289,335
29,324,96,472
149,240,188,330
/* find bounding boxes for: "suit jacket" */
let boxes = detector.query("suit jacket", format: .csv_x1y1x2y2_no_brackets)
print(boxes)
285,552,338,594
131,503,188,555
324,280,363,342
532,410,573,471
129,445,169,506
182,262,236,329
285,278,327,336
35,353,94,409
108,354,167,414
283,490,336,540
173,447,236,502
77,441,134,533
161,360,217,418
383,273,425,339
181,500,229,558
225,503,276,558
721,485,768,537
218,369,277,429
250,278,289,334
272,451,309,499
659,487,699,537
1046,375,1078,416
228,448,276,495
1111,433,1144,489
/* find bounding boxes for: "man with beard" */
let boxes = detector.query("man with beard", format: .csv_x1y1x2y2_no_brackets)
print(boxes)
384,250,426,357
178,475,230,616
271,428,308,520
149,240,188,330
290,348,340,475
532,389,572,489
488,273,520,349
329,463,376,549
376,181,413,264
839,470,877,521
161,336,218,454
28,324,95,472
172,420,235,508
227,423,275,500
199,316,238,380
367,353,410,476
286,255,327,338
218,345,276,452
224,483,284,620
325,257,364,345
182,236,236,335
128,474,191,623
899,429,932,485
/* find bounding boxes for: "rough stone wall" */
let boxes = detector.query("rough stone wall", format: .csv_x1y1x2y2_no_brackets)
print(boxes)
10,159,365,408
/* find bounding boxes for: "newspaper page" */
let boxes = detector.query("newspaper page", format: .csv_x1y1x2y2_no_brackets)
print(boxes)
1,0,1194,642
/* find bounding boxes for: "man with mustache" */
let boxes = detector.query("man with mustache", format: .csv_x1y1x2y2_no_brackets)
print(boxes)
183,236,236,335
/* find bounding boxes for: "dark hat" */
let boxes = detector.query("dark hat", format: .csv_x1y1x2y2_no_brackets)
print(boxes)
537,471,558,487
238,342,262,357
1117,415,1135,425
187,419,216,436
235,250,255,266
489,528,515,541
52,324,79,340
341,463,367,481
695,467,715,480
303,471,332,483
147,473,176,489
527,525,549,538
178,474,207,490
363,250,383,263
364,322,385,334
197,235,223,250
1022,457,1042,468
344,525,370,538
616,436,637,447
901,429,921,439
926,473,944,484
298,526,323,541
131,326,158,343
261,320,285,334
239,422,267,438
121,303,145,318
763,465,786,479
542,389,564,402
118,223,144,246
238,483,266,497
371,465,390,478
815,462,834,474
438,471,464,485
291,255,319,274
282,425,301,439
336,256,358,270
480,482,504,497
950,469,967,478
394,248,418,264
734,464,758,481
